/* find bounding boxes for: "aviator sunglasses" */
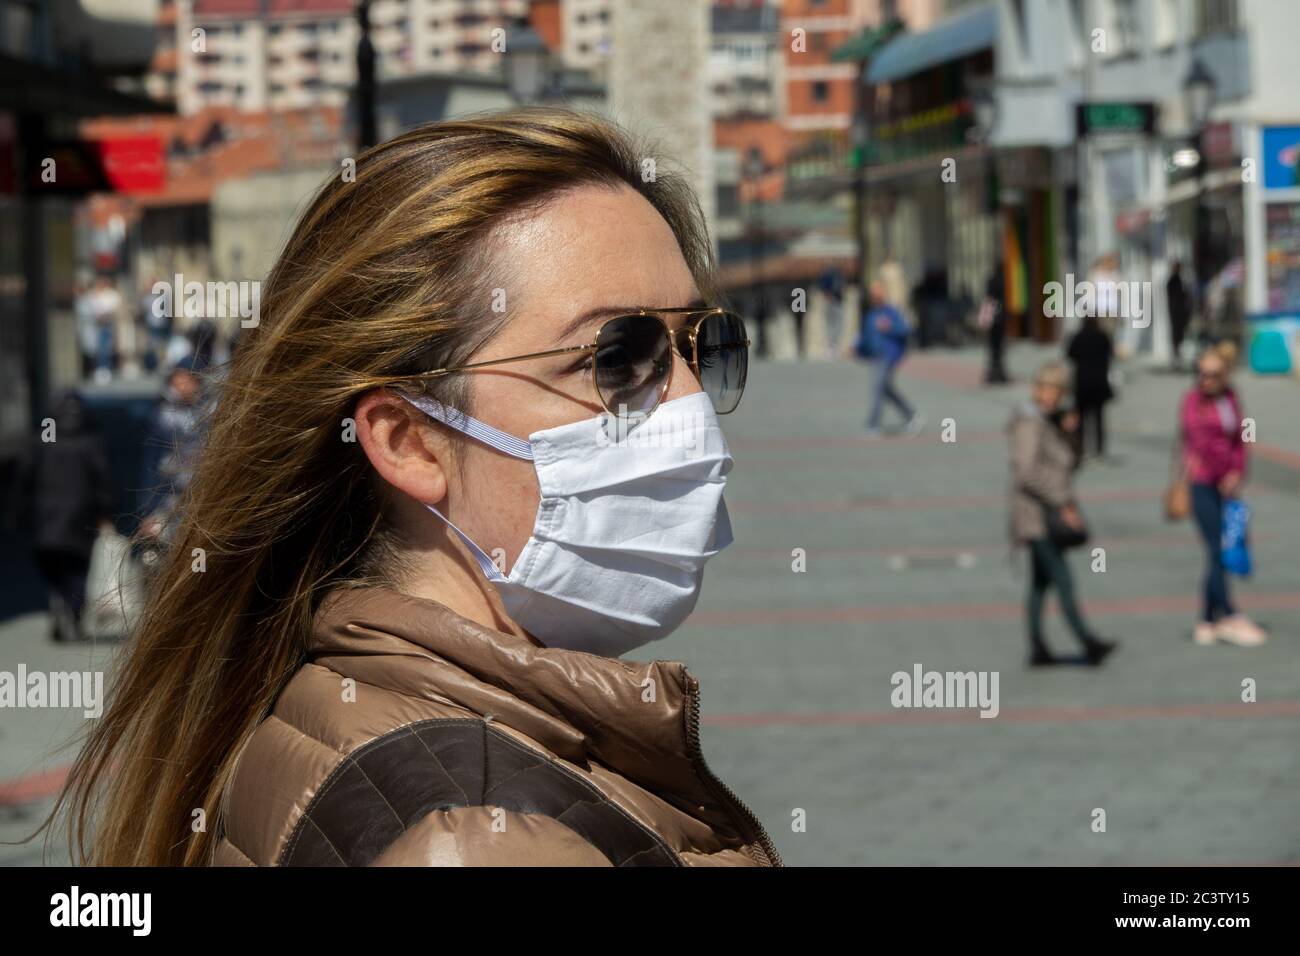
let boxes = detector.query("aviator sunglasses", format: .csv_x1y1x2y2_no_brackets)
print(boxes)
405,307,749,420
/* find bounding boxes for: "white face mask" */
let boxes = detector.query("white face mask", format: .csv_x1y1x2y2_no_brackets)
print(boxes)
401,390,734,657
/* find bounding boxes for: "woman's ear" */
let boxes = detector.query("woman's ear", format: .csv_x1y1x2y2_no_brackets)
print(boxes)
354,390,449,506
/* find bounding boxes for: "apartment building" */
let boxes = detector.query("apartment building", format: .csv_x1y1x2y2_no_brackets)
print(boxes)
173,0,531,115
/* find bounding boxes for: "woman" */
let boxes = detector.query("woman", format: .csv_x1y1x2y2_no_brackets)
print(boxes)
1181,347,1266,646
1065,314,1114,461
49,110,780,867
1008,362,1118,667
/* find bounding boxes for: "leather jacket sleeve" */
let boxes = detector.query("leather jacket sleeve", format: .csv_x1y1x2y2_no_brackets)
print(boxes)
368,806,614,867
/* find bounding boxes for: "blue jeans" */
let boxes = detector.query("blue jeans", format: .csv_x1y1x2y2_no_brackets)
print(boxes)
867,359,914,428
1190,482,1234,622
94,324,115,373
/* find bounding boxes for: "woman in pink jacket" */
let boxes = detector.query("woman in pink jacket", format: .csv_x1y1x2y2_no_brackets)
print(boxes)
1180,346,1266,646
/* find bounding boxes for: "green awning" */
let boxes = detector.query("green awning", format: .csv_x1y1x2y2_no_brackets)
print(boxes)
830,18,904,63
867,4,996,84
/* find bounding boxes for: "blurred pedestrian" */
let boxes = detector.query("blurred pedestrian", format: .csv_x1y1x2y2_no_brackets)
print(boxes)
878,252,913,330
1166,260,1192,370
1090,253,1122,333
18,391,116,642
87,276,123,383
982,260,1009,384
188,318,219,372
817,266,845,358
863,279,923,437
1065,314,1114,461
1180,347,1266,646
139,355,207,550
139,276,170,373
74,279,98,379
1008,362,1118,667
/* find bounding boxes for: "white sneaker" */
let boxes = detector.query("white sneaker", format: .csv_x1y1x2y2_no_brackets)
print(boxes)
1215,615,1268,647
903,412,926,435
1193,622,1217,646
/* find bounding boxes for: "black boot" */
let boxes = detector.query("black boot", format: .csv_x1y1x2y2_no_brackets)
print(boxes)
1083,638,1118,666
1028,642,1063,666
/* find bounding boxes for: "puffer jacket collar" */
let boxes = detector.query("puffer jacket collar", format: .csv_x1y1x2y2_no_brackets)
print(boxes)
311,584,717,815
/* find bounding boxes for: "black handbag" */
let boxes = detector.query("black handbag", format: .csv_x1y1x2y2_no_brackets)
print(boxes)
1044,504,1089,549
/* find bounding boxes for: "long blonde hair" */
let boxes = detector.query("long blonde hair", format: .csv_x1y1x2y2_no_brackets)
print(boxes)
42,108,716,865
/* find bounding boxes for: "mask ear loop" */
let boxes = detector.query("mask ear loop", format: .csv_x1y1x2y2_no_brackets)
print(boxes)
398,392,535,581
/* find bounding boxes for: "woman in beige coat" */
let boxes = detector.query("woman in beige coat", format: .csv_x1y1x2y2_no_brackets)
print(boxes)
1008,362,1119,667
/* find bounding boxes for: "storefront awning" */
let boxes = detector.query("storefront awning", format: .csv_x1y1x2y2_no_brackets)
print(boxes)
830,18,903,63
867,3,997,84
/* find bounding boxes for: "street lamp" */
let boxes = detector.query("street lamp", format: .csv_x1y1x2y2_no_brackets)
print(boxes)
503,19,550,104
356,0,377,149
851,112,869,292
743,148,767,355
970,86,997,143
1182,59,1218,336
1182,59,1217,131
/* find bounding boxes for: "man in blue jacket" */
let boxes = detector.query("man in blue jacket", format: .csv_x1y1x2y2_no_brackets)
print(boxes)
863,280,924,436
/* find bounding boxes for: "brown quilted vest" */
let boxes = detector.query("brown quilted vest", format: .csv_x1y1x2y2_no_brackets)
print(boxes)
211,585,781,867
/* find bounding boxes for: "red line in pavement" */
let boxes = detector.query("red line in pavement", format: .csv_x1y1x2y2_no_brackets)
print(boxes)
895,355,986,390
689,590,1300,627
726,486,1167,514
703,700,1300,728
0,765,70,806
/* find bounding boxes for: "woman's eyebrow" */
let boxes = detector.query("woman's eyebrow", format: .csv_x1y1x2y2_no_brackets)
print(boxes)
557,297,709,342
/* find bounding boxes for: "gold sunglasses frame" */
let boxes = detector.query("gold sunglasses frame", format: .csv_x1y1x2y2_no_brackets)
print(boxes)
402,307,750,418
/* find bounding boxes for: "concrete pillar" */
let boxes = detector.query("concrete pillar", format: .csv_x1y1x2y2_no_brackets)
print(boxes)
766,308,799,360
802,288,830,359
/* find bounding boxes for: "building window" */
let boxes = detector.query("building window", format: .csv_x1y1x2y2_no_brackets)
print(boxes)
1111,0,1141,54
1195,0,1238,35
811,80,829,103
1152,0,1178,47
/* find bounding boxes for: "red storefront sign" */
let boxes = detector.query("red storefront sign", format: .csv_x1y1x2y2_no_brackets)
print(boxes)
95,135,164,193
26,136,163,195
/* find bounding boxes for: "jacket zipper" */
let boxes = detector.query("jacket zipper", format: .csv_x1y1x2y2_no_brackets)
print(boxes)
683,671,783,867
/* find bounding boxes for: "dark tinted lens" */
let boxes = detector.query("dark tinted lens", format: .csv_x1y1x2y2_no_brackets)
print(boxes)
693,311,748,413
594,314,671,418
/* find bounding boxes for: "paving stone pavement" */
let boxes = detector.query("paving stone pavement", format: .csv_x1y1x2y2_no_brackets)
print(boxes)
662,343,1300,866
1,343,1296,866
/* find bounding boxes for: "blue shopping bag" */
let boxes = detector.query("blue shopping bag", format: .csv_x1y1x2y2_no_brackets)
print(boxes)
1221,499,1252,577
